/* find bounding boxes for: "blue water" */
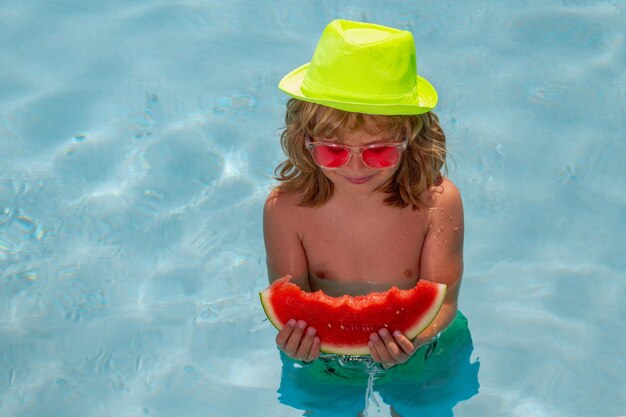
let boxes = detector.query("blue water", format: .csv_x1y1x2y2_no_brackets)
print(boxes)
1,1,625,416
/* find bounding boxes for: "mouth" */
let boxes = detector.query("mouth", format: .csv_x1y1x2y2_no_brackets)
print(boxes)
344,175,375,185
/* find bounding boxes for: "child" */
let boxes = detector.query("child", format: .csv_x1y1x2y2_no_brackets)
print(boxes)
264,19,464,369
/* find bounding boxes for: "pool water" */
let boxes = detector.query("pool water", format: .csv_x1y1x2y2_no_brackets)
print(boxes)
1,1,625,416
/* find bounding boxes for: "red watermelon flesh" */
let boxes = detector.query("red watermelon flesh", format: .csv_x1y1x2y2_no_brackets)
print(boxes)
259,276,446,356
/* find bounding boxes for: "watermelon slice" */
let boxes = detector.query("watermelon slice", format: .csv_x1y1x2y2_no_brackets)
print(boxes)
259,276,447,356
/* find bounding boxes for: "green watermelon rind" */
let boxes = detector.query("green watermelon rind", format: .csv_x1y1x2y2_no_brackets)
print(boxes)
259,276,447,356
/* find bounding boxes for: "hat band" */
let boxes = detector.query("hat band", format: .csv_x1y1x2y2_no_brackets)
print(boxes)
300,75,419,105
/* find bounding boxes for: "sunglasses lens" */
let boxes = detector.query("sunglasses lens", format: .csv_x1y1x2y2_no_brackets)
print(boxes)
312,146,350,168
362,146,401,168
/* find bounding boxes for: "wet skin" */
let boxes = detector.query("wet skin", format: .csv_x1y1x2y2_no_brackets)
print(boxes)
265,120,464,366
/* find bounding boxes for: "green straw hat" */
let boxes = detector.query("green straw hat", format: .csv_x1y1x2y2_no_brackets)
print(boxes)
279,19,438,116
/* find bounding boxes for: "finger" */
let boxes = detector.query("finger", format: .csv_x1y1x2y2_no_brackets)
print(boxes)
378,328,406,362
306,337,321,362
295,327,316,360
275,319,296,349
393,330,416,355
370,332,394,364
284,320,307,355
368,341,383,363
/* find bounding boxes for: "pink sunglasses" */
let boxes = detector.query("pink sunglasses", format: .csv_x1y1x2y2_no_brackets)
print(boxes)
305,138,408,169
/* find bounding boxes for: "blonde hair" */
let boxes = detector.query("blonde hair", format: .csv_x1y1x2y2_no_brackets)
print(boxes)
274,99,447,208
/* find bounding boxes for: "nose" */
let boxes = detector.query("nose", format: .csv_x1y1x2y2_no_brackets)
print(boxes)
345,149,366,170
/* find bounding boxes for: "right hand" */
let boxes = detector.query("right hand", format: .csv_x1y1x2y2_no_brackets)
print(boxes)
276,319,321,362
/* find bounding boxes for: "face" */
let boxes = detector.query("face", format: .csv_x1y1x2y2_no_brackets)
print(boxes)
310,120,405,194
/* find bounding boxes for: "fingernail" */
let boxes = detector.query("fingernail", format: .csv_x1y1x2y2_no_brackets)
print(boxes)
297,320,306,329
369,333,379,342
287,319,296,327
307,327,316,336
379,328,389,337
393,330,402,337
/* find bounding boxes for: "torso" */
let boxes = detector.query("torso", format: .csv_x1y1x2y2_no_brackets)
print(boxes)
292,193,431,294
309,272,418,296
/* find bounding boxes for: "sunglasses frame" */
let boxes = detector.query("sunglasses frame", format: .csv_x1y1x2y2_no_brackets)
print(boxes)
304,137,408,170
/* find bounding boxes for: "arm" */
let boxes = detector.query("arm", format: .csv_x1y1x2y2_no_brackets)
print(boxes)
263,189,319,361
263,189,311,290
413,177,464,347
369,178,464,365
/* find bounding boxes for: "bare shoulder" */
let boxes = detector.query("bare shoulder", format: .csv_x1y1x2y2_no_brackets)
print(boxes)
264,187,303,219
263,187,307,237
434,177,462,210
421,177,463,215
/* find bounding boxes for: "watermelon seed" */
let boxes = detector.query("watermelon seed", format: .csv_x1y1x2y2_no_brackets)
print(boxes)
328,323,332,328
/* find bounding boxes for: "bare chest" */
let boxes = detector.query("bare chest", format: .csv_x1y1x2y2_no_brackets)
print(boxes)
298,204,430,284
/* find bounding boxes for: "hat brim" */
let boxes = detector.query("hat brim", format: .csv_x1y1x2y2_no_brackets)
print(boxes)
278,63,438,116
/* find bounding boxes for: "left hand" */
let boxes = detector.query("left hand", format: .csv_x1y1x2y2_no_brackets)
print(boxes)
368,328,416,367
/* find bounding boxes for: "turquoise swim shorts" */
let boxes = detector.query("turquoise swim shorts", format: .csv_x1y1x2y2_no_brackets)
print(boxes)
276,311,480,416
